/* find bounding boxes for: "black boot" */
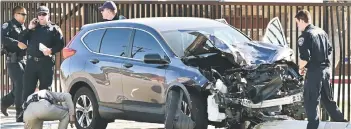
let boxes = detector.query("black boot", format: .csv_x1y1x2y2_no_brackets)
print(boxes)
1,95,14,116
15,107,24,122
16,113,24,122
1,104,9,116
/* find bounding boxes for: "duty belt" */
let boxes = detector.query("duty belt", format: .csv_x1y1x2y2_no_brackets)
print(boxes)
22,94,54,111
27,55,50,62
6,52,23,63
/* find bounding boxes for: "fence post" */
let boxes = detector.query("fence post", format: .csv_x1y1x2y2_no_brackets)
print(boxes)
321,2,330,121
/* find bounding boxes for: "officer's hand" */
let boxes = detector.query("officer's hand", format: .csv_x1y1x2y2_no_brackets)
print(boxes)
17,42,27,49
42,48,52,56
299,68,306,75
28,18,38,30
69,114,75,128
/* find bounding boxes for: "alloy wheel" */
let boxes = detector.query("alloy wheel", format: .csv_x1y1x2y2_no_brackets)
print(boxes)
75,95,93,128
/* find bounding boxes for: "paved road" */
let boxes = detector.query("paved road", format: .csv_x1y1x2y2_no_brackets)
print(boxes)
0,109,165,129
0,109,224,129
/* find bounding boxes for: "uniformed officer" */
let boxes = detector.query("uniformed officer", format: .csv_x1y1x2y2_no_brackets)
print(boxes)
22,90,75,129
20,6,64,106
99,1,126,21
1,5,27,121
295,9,347,129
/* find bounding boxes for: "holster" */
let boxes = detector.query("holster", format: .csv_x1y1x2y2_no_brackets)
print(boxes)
6,52,23,63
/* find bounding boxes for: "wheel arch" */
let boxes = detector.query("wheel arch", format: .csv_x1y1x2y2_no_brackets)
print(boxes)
164,81,205,111
69,77,100,101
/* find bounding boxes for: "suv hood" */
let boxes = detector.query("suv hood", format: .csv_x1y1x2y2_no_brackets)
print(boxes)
183,31,293,66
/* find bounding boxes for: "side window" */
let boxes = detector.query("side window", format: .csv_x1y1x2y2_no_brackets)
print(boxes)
132,30,166,60
100,28,132,56
83,29,106,52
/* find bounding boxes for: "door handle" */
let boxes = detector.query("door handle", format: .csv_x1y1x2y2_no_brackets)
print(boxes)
123,63,133,68
90,59,99,64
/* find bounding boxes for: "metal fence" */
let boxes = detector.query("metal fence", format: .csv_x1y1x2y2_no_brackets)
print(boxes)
1,1,350,121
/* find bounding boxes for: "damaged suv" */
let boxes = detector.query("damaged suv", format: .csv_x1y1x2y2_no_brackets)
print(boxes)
60,17,305,129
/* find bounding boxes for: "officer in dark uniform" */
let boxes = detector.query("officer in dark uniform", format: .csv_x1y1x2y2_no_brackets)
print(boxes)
20,6,64,106
1,5,27,121
99,1,126,22
295,9,347,129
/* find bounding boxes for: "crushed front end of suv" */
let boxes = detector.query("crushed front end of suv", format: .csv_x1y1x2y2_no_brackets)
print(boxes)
170,18,305,128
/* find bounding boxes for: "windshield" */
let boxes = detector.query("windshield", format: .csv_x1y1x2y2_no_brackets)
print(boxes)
161,26,251,57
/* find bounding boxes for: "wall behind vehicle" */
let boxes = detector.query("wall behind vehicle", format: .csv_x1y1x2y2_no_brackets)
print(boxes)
0,0,350,121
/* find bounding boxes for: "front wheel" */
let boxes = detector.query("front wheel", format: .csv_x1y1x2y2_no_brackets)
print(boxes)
164,89,208,129
73,87,108,129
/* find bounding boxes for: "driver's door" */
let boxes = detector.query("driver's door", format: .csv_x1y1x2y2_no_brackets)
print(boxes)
262,17,289,47
121,29,167,115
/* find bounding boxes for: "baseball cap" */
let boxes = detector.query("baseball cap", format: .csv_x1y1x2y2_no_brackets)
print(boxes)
37,6,49,14
98,1,117,12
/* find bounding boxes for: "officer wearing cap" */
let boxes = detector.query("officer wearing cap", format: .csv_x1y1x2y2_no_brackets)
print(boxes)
1,5,27,122
20,5,64,107
295,9,347,129
99,1,126,21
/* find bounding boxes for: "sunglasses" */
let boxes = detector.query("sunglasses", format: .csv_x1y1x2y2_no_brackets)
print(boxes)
38,13,48,16
17,13,27,16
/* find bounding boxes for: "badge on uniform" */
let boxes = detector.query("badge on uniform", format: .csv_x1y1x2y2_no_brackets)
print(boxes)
2,23,8,29
298,37,304,46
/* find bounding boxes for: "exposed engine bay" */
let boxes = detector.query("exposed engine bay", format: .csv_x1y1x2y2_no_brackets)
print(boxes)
181,30,306,128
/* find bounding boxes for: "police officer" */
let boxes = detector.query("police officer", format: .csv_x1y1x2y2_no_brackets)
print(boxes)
295,10,347,129
22,90,75,129
99,1,126,21
20,6,64,106
1,5,27,121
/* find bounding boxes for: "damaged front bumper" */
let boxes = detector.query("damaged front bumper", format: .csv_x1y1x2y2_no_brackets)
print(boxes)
232,92,303,109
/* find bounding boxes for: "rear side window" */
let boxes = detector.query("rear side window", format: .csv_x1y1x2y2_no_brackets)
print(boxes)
82,29,106,52
99,28,133,57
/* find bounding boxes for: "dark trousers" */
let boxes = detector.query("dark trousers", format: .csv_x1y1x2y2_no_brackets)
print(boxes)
22,57,54,103
1,61,25,115
303,67,345,129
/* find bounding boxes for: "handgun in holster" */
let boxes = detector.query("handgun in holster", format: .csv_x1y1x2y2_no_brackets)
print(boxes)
6,52,18,63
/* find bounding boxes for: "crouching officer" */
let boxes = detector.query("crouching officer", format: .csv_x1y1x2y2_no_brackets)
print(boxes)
20,6,64,104
295,9,347,129
1,5,27,121
21,90,75,129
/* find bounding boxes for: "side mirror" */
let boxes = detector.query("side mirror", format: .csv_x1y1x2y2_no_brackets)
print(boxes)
144,53,169,64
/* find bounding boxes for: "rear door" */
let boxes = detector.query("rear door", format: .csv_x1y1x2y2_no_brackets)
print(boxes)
262,17,288,47
85,27,133,110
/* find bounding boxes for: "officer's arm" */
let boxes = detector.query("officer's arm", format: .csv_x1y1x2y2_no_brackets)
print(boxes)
1,23,19,49
298,34,311,62
326,34,333,55
19,29,33,45
50,26,64,55
51,92,75,116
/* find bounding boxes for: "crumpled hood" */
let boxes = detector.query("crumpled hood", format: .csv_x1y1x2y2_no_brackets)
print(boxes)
232,41,293,65
184,31,293,66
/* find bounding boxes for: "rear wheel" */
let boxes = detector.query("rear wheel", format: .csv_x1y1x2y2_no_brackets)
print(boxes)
164,89,208,129
73,87,108,129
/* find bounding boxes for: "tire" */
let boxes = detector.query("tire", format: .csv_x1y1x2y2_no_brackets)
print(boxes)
73,87,108,129
165,89,208,129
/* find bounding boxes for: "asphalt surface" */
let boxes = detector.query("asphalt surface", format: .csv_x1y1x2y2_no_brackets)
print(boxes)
0,109,165,129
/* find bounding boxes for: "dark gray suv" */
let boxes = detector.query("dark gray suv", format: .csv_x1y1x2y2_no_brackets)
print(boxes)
60,17,304,129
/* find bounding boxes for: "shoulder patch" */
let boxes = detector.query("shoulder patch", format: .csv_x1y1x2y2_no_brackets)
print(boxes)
2,23,8,29
298,37,304,46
